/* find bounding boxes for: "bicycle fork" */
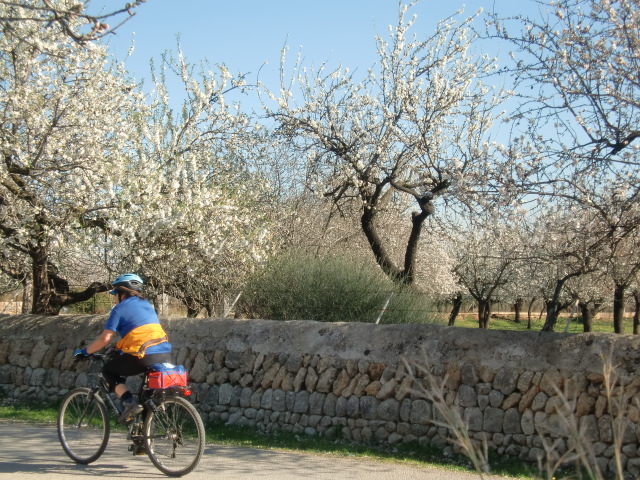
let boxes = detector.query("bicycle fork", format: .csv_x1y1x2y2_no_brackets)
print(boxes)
75,387,101,428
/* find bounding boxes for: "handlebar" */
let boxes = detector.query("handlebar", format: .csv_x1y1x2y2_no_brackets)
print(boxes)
75,348,117,363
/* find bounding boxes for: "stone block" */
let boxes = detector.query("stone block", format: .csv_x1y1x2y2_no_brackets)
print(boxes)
400,398,411,422
260,388,272,409
335,396,347,417
323,393,337,416
502,392,521,410
457,384,477,408
483,407,504,433
517,370,534,393
305,367,318,392
293,390,309,414
353,374,370,397
461,363,479,386
0,339,9,364
503,408,522,434
309,391,325,415
488,389,504,408
346,395,359,417
368,363,385,380
409,399,432,425
332,369,350,396
395,377,413,401
531,391,548,412
360,396,379,420
285,354,302,373
58,371,76,390
544,394,566,414
189,352,208,383
28,367,46,386
272,365,287,390
293,367,307,392
29,340,48,369
364,380,381,397
378,398,400,422
316,367,337,393
494,367,519,395
464,407,483,431
539,369,563,396
261,363,281,389
272,389,286,412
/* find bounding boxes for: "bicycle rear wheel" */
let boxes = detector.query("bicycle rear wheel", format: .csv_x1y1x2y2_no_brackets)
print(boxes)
144,395,205,476
57,387,110,464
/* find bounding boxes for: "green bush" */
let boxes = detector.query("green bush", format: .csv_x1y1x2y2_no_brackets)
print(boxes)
238,250,439,324
66,293,112,314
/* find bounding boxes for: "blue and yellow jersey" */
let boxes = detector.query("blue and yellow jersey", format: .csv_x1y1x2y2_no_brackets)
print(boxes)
105,296,171,357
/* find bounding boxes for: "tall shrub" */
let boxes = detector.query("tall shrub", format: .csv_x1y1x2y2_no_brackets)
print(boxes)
238,251,439,324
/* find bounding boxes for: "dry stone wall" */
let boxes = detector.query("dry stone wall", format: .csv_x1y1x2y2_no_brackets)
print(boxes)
1,314,640,476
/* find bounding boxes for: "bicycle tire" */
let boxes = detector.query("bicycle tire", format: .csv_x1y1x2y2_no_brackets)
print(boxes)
143,395,205,476
57,387,110,464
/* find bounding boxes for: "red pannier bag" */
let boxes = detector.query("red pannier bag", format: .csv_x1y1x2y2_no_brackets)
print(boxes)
148,364,188,389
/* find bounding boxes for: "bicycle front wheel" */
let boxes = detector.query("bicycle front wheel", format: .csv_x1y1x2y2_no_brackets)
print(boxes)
144,395,205,476
57,387,110,464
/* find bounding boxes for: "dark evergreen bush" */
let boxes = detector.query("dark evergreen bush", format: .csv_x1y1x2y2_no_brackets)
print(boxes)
238,250,439,324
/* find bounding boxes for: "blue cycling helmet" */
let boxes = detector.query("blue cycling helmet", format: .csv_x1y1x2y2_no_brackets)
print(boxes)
110,273,144,295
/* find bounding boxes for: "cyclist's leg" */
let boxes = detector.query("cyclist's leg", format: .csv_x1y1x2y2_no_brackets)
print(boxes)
103,352,173,391
105,353,174,423
103,354,147,421
103,353,141,392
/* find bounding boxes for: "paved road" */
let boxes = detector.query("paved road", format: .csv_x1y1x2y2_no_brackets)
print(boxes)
0,423,518,479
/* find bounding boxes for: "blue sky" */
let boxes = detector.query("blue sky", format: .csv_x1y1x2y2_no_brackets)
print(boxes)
102,0,542,108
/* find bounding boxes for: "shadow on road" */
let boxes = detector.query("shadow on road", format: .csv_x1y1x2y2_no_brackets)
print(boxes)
0,422,502,480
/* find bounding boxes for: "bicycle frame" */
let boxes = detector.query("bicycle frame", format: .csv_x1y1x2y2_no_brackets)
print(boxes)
84,354,192,424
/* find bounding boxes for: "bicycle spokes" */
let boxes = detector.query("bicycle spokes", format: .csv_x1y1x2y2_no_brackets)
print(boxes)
57,388,110,465
144,396,205,476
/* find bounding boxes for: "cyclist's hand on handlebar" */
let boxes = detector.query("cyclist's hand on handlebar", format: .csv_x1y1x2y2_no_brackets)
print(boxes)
74,347,89,358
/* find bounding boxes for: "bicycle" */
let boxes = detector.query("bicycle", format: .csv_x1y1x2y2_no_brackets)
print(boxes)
56,353,205,477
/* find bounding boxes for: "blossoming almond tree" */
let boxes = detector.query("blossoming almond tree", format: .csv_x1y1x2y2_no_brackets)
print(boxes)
0,2,144,314
490,0,640,331
98,49,275,317
0,0,146,44
447,214,521,328
262,2,505,286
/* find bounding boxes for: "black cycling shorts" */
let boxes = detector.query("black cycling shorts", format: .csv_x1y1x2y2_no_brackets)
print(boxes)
103,352,173,391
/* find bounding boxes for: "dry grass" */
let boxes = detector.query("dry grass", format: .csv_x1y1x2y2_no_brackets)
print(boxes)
406,351,636,480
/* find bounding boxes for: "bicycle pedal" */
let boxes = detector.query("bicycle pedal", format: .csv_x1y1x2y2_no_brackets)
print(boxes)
128,444,146,456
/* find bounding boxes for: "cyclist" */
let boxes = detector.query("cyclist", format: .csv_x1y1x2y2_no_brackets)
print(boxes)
74,273,173,423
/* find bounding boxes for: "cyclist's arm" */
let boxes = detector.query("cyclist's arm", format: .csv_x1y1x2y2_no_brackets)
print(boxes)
86,329,116,354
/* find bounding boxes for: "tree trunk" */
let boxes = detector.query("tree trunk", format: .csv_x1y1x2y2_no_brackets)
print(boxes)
579,301,594,333
542,299,560,332
613,282,627,334
633,290,640,335
527,297,536,330
448,293,463,326
478,300,491,329
402,206,432,285
541,274,580,332
361,200,432,286
361,206,404,282
514,298,523,323
186,307,199,318
30,244,55,315
21,276,32,314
